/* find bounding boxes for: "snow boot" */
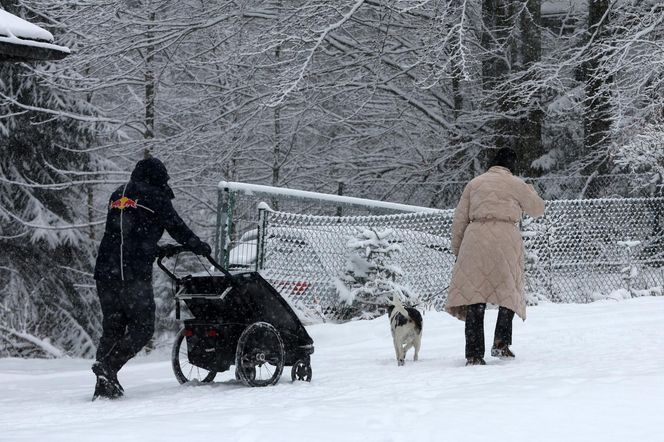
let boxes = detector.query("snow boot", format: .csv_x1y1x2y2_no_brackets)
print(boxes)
92,377,123,401
92,362,123,400
490,341,515,359
93,361,124,392
465,357,486,366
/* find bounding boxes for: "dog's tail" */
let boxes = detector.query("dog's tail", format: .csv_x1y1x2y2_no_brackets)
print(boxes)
389,293,411,319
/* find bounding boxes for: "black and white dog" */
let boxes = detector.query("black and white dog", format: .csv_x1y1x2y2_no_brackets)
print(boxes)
387,295,423,366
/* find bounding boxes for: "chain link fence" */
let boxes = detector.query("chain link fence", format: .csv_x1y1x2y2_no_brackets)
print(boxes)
254,199,663,322
216,182,664,322
256,210,455,322
215,181,438,271
216,174,662,261
522,198,664,304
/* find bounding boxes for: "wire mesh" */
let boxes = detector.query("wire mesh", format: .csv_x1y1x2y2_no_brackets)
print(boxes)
522,198,664,303
217,183,439,273
258,210,455,321
254,198,664,321
216,174,663,271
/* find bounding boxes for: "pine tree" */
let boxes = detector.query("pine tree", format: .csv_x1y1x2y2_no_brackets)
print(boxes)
0,3,102,358
336,228,414,320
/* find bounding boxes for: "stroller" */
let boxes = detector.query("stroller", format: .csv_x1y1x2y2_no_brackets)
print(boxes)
157,245,314,387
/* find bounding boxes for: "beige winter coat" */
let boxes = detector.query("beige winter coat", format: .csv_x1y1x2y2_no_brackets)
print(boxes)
445,166,545,321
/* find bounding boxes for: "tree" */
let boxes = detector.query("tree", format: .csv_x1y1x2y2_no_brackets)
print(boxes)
336,227,414,319
582,0,612,173
0,1,104,357
479,0,545,175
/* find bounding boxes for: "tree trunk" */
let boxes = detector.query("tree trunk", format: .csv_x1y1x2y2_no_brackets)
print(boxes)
144,10,156,140
583,0,612,169
481,0,512,150
482,0,543,175
516,0,544,176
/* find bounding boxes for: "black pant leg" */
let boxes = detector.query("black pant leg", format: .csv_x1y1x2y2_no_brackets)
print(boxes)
95,280,128,364
106,279,156,372
494,306,515,346
465,303,486,359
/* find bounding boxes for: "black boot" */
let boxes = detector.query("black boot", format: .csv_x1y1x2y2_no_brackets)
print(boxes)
492,307,516,359
92,362,123,400
491,340,515,359
465,357,487,366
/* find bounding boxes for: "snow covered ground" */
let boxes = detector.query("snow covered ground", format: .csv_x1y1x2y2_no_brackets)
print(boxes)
2,297,663,442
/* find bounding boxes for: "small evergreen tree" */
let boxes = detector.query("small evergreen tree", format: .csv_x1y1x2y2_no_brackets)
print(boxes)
336,228,414,320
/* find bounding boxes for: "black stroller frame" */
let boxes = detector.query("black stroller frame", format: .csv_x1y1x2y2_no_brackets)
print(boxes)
157,245,314,387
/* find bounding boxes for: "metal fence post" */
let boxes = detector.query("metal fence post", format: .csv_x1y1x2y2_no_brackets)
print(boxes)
336,181,344,217
256,207,268,272
214,187,223,264
619,240,639,297
216,186,235,268
545,208,554,300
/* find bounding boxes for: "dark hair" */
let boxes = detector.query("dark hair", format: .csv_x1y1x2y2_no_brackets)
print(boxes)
488,147,517,172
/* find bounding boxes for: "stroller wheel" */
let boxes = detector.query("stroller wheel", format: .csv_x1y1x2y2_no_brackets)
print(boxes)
234,366,255,382
172,329,217,384
291,360,312,382
235,322,284,387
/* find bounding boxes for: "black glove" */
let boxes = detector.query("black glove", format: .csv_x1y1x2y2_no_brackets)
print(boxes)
157,244,181,258
190,240,212,256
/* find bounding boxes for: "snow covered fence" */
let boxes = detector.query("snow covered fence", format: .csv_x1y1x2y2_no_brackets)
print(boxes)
257,199,663,321
215,182,664,322
522,197,664,303
257,210,454,322
215,181,441,269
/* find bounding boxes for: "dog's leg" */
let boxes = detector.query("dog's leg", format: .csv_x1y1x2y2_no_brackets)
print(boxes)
392,333,403,366
403,342,412,363
397,343,405,366
395,330,406,366
413,334,421,361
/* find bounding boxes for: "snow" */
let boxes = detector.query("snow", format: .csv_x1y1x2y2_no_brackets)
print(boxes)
228,239,257,266
531,149,562,172
2,297,664,441
0,9,70,55
0,9,54,42
617,240,641,248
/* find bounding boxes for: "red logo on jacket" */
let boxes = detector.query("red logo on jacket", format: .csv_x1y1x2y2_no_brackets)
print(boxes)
109,196,138,210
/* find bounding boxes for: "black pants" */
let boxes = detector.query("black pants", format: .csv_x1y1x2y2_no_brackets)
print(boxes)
465,303,515,359
95,279,155,373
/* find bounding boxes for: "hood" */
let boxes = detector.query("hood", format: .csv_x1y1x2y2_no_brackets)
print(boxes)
130,157,174,198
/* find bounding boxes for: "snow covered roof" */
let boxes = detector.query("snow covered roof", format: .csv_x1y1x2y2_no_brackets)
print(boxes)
542,0,584,17
0,9,70,62
542,0,659,17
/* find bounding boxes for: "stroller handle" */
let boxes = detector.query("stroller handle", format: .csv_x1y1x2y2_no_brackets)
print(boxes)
156,244,233,282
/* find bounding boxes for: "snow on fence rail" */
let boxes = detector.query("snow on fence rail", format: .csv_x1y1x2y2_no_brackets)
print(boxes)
215,182,664,322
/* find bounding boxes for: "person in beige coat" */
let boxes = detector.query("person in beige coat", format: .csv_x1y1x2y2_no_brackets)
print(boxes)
445,148,545,366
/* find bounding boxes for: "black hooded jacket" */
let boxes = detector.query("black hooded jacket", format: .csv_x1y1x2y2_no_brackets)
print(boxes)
94,158,206,282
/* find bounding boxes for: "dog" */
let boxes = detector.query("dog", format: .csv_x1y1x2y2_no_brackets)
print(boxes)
387,294,423,366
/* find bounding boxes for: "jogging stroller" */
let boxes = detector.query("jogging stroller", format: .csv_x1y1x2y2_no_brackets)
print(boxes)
157,245,314,387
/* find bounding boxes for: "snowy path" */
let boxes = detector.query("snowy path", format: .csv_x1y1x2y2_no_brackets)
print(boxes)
2,297,663,442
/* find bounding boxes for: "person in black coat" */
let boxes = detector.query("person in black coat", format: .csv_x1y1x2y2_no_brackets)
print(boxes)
92,156,211,400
